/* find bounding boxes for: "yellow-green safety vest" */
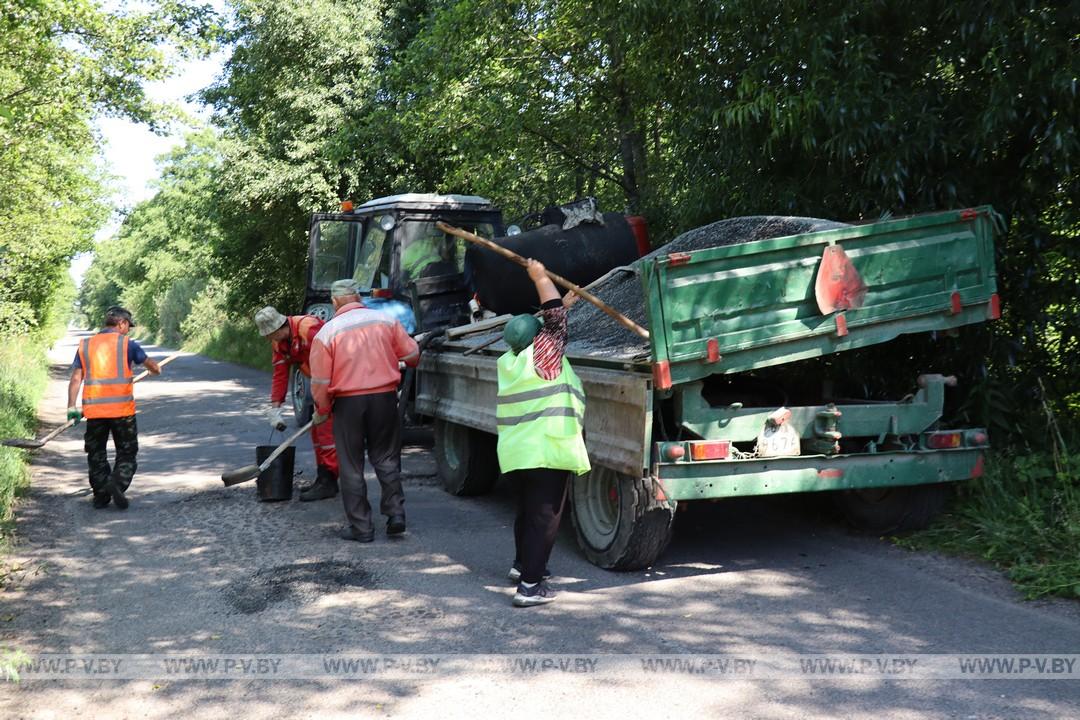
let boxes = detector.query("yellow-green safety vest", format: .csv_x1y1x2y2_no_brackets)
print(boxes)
496,344,591,475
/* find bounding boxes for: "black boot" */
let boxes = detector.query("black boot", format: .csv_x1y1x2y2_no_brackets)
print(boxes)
300,465,338,502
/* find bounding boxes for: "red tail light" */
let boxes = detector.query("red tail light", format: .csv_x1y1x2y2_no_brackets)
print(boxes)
926,431,963,449
689,440,730,460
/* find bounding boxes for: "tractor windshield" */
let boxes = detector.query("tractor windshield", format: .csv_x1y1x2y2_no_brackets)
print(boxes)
399,220,495,286
310,219,362,290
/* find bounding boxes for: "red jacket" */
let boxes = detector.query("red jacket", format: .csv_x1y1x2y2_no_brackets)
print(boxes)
270,315,325,404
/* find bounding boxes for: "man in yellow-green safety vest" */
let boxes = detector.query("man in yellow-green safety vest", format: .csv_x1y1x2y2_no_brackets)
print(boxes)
496,258,588,608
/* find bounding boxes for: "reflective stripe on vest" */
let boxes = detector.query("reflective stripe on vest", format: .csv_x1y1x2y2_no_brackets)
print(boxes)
496,344,591,475
79,332,135,418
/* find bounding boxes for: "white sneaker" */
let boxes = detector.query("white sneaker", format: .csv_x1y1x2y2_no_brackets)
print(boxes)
512,580,556,607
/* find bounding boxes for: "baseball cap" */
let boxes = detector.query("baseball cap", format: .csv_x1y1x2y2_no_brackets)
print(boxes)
330,279,362,297
105,306,136,327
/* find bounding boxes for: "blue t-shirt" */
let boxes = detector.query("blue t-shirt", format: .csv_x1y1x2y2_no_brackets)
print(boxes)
70,330,148,371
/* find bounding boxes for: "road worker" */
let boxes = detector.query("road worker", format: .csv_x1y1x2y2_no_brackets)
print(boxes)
254,306,339,501
309,279,420,542
66,306,161,509
497,260,588,607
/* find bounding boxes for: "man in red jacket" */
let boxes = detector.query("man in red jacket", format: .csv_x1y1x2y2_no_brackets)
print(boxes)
255,306,339,501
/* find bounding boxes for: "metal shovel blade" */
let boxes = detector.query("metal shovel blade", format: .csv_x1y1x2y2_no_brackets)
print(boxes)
2,438,44,449
221,465,260,487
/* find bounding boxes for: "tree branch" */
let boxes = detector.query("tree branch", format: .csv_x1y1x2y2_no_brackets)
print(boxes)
520,123,628,192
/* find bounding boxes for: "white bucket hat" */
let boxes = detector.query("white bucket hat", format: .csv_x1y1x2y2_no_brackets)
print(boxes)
254,306,288,336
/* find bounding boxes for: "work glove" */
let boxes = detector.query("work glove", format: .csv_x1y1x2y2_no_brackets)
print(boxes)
267,406,286,431
312,410,330,426
66,407,82,426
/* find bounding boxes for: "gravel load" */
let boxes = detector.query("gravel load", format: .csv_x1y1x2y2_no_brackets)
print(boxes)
453,215,846,363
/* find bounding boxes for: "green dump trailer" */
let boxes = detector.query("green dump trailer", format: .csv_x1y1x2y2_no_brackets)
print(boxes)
415,207,1000,569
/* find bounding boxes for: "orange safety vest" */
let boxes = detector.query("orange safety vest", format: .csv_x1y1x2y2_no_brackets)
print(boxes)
78,332,136,418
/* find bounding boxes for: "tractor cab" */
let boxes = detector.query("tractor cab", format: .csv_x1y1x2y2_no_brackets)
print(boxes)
304,193,504,333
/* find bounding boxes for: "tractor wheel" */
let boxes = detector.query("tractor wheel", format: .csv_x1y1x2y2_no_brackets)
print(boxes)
571,466,675,570
434,419,499,496
836,483,952,534
290,366,312,426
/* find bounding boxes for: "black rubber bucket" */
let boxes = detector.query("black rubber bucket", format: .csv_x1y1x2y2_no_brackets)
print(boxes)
255,445,294,502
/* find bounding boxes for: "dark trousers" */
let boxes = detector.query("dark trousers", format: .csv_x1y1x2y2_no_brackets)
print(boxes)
84,416,138,496
510,468,570,584
332,392,405,533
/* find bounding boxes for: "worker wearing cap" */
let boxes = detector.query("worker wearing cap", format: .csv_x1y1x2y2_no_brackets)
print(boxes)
497,260,589,607
309,279,420,542
66,306,162,509
254,306,339,501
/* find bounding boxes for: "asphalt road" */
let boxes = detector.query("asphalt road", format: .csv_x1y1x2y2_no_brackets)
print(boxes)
2,333,1079,718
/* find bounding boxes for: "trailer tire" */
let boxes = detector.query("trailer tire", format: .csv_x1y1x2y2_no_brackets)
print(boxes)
571,466,675,570
836,482,952,534
434,419,499,496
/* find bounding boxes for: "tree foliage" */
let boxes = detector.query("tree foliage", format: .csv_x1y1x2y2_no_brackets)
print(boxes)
77,0,1079,440
0,0,216,335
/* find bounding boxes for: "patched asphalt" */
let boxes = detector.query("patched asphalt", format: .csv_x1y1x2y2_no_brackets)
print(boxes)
2,333,1079,719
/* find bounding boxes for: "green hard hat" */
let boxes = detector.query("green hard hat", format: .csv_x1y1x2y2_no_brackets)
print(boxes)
504,314,541,353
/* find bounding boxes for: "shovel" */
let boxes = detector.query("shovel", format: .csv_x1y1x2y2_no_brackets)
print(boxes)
1,350,185,449
436,221,650,339
221,420,314,486
2,420,77,450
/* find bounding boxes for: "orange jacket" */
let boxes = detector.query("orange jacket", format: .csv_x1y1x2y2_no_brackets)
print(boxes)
309,303,419,414
78,332,136,418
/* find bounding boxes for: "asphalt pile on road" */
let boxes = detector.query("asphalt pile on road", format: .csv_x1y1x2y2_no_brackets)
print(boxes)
563,216,846,361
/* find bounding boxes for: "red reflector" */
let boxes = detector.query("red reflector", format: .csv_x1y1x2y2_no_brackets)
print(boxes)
835,314,848,337
689,440,730,461
818,468,844,480
706,338,720,363
926,432,963,449
988,293,1001,320
959,208,978,221
652,360,672,390
971,454,985,478
341,200,354,212
667,252,692,267
950,291,962,314
371,288,393,298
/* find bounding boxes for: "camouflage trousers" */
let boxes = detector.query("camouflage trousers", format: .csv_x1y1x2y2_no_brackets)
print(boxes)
84,415,138,496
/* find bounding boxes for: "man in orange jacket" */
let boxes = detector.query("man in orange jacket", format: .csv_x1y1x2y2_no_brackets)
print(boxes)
66,306,161,509
309,279,419,542
254,306,340,501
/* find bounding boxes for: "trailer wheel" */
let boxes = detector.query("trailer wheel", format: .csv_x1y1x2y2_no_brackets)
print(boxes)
434,419,499,496
571,466,675,570
836,482,952,534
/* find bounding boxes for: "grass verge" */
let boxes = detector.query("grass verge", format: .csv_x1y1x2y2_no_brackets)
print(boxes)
183,317,272,372
0,340,51,548
899,449,1080,600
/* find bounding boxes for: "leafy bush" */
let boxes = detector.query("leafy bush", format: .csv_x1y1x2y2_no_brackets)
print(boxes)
181,280,271,372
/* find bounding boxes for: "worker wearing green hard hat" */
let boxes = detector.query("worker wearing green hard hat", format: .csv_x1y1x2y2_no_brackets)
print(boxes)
495,259,588,608
503,314,542,353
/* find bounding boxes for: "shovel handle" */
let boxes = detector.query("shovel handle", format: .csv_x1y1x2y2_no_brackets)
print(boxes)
259,420,314,473
436,222,650,339
133,351,182,383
